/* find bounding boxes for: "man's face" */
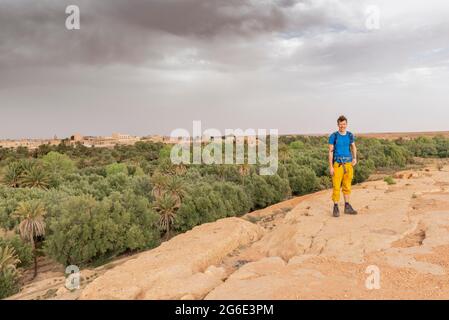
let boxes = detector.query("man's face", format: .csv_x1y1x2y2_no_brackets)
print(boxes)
338,120,347,132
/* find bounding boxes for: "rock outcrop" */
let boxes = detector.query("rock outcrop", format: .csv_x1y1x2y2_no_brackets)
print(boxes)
205,165,449,299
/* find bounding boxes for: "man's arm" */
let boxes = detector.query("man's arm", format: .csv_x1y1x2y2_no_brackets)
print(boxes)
351,142,357,166
329,144,335,175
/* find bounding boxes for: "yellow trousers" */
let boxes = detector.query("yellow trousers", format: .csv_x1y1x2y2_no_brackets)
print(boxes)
332,162,354,203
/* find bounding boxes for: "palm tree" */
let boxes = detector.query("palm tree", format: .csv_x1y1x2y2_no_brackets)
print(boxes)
19,159,34,172
278,144,291,164
1,162,23,188
153,193,179,240
158,158,177,175
174,164,187,176
165,176,186,207
0,245,21,277
13,200,46,279
20,163,50,190
216,165,227,181
151,173,168,199
238,163,251,186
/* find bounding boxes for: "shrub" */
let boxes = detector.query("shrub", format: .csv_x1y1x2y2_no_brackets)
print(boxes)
407,137,438,157
0,186,47,231
41,151,75,186
44,194,159,266
0,269,19,299
245,175,279,209
434,137,449,158
353,159,375,184
0,245,21,299
289,141,305,150
105,163,128,176
286,164,318,195
384,176,396,185
318,175,333,190
175,181,251,232
384,144,409,168
0,236,33,268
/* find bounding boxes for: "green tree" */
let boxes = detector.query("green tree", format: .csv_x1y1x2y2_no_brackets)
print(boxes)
384,144,408,168
289,141,305,150
20,163,50,190
151,173,169,199
287,164,318,195
105,163,128,176
1,162,23,188
45,194,159,266
238,163,251,186
45,196,117,266
165,176,186,206
0,245,21,299
13,200,46,278
0,236,33,268
278,143,291,164
245,175,277,208
434,136,449,158
0,245,20,276
153,193,179,240
41,151,75,186
354,159,375,184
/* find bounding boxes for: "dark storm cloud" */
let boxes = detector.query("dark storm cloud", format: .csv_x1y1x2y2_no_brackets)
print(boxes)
0,0,362,70
0,0,297,69
1,0,449,139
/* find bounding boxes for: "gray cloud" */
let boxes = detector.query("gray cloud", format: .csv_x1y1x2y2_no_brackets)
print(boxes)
1,0,449,138
0,0,293,68
0,0,368,70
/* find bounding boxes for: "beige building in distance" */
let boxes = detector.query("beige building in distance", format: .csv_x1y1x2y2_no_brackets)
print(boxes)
69,133,141,148
0,133,182,150
0,136,61,150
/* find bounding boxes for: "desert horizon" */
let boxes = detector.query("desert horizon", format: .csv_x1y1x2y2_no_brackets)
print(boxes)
2,129,449,141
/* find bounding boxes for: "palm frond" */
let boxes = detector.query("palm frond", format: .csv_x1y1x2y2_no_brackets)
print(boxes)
0,245,21,276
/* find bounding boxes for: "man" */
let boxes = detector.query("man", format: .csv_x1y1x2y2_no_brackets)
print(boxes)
328,115,358,217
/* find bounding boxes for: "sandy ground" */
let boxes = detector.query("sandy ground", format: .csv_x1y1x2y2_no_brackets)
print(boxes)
206,160,449,299
6,159,449,300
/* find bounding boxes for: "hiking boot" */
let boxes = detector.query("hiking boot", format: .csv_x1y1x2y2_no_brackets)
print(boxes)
333,204,340,217
344,202,358,215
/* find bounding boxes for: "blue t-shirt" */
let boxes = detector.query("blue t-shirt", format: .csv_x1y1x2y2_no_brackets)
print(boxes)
329,131,355,163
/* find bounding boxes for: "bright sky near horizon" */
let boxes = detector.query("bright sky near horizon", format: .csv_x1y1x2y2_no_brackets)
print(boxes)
1,0,449,139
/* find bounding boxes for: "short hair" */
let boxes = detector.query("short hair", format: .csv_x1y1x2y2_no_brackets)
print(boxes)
337,115,347,123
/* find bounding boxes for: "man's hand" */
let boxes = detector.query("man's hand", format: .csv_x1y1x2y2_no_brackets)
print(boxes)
352,158,357,166
330,166,335,176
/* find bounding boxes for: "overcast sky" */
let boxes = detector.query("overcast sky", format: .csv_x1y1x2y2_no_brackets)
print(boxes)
1,0,449,139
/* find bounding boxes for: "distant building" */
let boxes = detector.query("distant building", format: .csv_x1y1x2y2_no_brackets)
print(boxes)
141,135,168,143
0,132,144,150
71,133,83,142
68,133,141,148
0,138,61,150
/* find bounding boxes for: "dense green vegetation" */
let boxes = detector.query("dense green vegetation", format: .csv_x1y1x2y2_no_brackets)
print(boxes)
0,135,448,298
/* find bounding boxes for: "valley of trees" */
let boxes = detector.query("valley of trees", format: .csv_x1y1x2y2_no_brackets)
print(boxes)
1,135,448,298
